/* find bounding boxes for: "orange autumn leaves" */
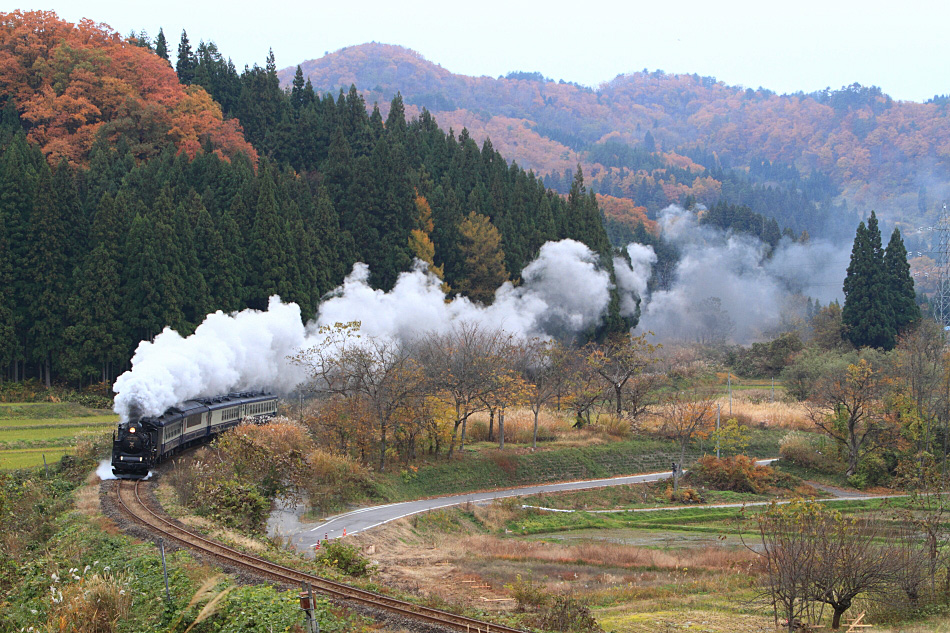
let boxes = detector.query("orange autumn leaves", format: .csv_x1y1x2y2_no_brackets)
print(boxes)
595,194,657,235
0,10,257,166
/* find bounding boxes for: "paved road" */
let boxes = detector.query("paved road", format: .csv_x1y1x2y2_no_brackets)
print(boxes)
281,459,779,553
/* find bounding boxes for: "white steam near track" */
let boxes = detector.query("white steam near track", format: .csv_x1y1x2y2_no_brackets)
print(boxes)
114,239,644,421
636,206,848,342
113,214,849,422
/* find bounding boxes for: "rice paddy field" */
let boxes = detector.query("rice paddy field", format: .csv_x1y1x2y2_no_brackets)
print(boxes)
0,402,116,470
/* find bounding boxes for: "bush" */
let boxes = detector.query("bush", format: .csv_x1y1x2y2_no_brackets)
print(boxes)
46,571,133,633
505,574,548,611
663,486,704,503
594,414,631,439
314,539,376,577
540,595,604,633
848,453,891,489
779,431,840,472
690,454,776,493
194,479,270,532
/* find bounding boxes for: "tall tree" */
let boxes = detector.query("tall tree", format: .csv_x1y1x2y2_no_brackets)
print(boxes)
884,228,921,333
842,212,896,350
26,164,70,386
290,65,306,110
176,30,196,84
456,211,508,304
154,27,169,61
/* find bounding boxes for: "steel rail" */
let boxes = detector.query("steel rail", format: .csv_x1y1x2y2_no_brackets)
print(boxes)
115,480,525,633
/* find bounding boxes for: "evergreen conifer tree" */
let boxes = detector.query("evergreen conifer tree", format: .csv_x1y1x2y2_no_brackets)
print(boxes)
176,30,196,84
291,66,306,110
842,212,897,349
884,228,920,333
155,28,169,61
26,165,70,386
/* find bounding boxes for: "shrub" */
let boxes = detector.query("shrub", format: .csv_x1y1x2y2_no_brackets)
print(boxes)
314,540,376,577
779,431,840,472
505,574,548,611
594,414,631,439
848,453,891,489
540,595,604,633
194,479,270,532
303,448,375,514
690,454,776,493
663,486,704,503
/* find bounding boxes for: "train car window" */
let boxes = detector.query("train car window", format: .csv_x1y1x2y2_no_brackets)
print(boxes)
186,414,202,429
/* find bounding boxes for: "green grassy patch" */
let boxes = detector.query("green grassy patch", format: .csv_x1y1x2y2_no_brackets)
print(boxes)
0,421,115,443
0,401,113,419
0,402,116,469
0,446,77,469
384,438,693,500
773,459,851,488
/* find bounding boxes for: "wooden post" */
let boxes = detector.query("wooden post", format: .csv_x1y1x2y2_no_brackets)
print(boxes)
158,538,170,602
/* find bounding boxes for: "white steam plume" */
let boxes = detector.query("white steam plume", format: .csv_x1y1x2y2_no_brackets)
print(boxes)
113,239,650,421
636,205,849,343
613,244,657,317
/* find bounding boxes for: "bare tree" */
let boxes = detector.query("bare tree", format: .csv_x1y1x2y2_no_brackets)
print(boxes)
414,322,510,457
753,500,897,630
517,338,568,448
660,390,716,489
564,347,605,427
752,500,821,632
291,323,424,472
808,509,894,629
585,332,660,418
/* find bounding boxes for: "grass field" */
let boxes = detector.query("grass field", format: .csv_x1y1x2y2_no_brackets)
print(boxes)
0,446,77,469
0,402,116,470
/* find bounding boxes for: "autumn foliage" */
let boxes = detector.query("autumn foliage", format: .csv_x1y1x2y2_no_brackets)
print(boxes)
287,42,950,220
595,194,656,235
0,10,257,166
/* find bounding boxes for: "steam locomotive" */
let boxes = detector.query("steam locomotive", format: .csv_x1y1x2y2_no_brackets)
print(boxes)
111,391,278,479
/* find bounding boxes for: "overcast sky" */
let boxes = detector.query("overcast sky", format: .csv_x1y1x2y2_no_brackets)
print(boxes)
17,0,949,102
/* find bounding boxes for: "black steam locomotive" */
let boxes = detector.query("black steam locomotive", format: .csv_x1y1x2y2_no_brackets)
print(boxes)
111,391,278,479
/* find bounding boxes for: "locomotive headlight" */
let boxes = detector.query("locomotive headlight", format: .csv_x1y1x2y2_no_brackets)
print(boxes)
129,427,136,433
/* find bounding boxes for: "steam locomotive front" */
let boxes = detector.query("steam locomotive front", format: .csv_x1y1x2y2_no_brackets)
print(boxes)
111,417,157,478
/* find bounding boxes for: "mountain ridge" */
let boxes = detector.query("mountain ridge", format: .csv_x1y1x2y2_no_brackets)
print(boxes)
280,42,950,238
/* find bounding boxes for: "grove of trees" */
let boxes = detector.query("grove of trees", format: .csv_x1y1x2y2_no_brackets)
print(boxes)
0,11,626,387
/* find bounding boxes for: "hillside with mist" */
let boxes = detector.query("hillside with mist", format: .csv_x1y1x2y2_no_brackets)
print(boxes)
281,42,950,242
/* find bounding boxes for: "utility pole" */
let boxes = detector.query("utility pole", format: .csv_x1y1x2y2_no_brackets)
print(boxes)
716,403,721,459
728,373,732,415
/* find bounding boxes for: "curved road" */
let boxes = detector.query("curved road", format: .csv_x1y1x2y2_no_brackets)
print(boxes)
277,459,779,553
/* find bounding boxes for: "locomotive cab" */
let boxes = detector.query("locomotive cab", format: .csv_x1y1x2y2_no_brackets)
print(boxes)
111,418,157,478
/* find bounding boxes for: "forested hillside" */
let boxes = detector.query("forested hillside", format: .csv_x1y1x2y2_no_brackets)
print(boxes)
283,43,950,241
0,11,618,387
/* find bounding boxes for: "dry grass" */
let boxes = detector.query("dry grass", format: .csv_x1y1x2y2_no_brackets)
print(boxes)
461,535,755,572
176,514,269,554
467,408,574,444
45,571,133,633
715,394,811,430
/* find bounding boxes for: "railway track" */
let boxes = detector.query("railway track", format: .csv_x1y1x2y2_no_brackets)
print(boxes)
114,479,525,633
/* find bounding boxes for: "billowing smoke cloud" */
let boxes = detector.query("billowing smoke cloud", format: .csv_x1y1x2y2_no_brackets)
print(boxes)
113,297,312,421
636,206,848,343
613,244,657,317
114,239,650,421
316,239,616,340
